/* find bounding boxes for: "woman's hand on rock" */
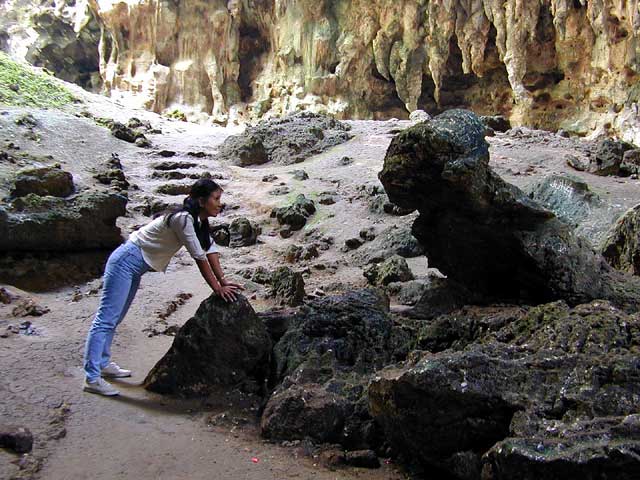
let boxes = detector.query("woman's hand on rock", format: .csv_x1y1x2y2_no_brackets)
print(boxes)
221,278,245,291
216,285,238,302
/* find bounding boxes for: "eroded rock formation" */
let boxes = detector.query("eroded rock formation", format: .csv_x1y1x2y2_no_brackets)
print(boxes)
58,0,638,137
369,300,640,479
379,109,640,308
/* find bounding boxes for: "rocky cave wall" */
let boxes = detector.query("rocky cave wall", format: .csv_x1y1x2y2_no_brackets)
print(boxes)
3,1,640,139
0,0,102,90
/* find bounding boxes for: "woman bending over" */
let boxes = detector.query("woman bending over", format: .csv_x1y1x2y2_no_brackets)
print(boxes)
83,179,242,396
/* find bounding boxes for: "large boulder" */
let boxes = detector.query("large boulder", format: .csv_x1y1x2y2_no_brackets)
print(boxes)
217,112,353,166
215,132,269,167
144,294,271,396
369,300,640,479
601,204,640,275
378,109,640,309
0,191,126,251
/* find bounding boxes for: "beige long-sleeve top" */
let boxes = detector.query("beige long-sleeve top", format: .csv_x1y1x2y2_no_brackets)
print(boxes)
129,211,220,272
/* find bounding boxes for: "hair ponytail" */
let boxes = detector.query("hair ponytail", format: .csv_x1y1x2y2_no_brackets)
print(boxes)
165,179,221,250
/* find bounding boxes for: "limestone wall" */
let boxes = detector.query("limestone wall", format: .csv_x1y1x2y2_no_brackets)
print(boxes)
4,1,640,138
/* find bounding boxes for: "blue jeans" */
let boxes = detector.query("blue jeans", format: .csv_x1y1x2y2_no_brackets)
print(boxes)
83,241,150,381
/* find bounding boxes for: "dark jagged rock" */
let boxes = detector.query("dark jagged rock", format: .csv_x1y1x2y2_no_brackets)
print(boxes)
239,265,273,285
369,193,415,216
0,191,126,252
269,186,291,196
284,244,319,263
107,119,153,146
237,265,305,306
369,300,640,479
109,121,140,143
359,227,376,241
480,115,511,133
144,294,271,396
134,198,178,217
210,223,230,247
271,194,316,231
261,383,349,443
290,169,309,180
588,138,635,176
262,289,399,450
363,254,414,286
565,154,587,172
412,303,528,353
385,279,430,306
270,267,305,306
601,204,640,275
135,136,152,148
621,149,640,176
217,112,352,167
94,154,129,190
0,425,33,454
483,419,640,480
216,131,269,167
151,171,189,180
24,9,101,90
353,224,423,266
272,289,393,380
152,161,198,170
228,217,260,248
379,109,640,309
156,150,176,157
156,183,191,195
406,277,480,320
345,450,380,469
11,165,74,198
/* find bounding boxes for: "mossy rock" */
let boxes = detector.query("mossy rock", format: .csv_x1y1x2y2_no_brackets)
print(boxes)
11,166,74,198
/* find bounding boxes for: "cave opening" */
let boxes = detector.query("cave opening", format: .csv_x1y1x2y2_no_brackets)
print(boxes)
418,26,512,117
238,23,269,102
366,61,409,118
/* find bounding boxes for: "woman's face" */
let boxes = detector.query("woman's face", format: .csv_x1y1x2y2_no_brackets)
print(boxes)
200,189,223,217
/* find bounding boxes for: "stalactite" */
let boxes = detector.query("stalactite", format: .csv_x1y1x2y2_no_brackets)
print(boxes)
77,0,638,136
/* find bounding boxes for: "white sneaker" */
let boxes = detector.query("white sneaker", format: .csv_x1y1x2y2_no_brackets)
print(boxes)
83,378,120,396
101,362,132,378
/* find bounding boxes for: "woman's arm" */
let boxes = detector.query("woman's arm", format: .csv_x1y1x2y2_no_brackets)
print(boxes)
195,258,237,302
207,253,244,290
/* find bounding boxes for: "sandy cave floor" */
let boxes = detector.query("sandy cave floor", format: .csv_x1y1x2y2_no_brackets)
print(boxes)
2,87,640,480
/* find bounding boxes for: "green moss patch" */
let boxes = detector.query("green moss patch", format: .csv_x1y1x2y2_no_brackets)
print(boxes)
0,52,76,108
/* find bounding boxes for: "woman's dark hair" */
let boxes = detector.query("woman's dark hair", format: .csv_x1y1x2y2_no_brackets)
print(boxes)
165,178,221,250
